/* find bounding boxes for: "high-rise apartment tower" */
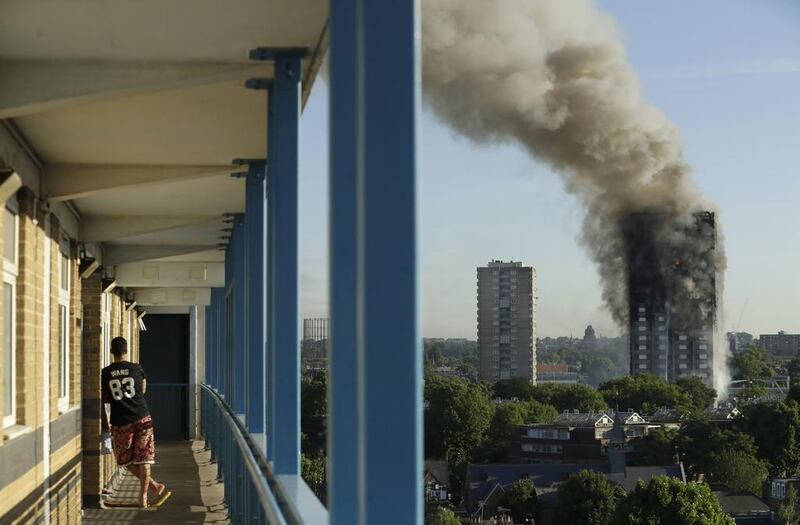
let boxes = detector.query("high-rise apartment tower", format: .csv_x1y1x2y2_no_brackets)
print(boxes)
624,211,717,384
477,261,537,383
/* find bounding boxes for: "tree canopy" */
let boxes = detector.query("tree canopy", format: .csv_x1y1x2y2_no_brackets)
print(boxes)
743,400,800,476
425,376,494,467
482,400,558,462
554,470,623,525
301,370,327,420
492,380,607,413
505,478,538,524
776,484,800,525
788,358,800,388
428,506,461,525
632,427,677,466
677,415,761,480
528,383,608,413
614,477,735,525
730,346,773,381
300,453,326,495
675,377,717,412
598,374,713,415
707,447,770,495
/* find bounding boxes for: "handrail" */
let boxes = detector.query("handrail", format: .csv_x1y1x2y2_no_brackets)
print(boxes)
200,383,329,525
200,384,288,524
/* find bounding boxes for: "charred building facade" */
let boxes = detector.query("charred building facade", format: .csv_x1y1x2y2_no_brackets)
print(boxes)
624,211,717,384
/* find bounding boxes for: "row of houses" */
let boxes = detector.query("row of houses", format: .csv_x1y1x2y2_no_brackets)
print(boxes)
512,406,741,464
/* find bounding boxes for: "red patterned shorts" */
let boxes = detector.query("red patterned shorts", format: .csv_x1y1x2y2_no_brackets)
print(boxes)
111,415,156,466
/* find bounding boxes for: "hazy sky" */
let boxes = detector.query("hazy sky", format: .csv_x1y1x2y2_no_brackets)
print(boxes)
297,0,800,339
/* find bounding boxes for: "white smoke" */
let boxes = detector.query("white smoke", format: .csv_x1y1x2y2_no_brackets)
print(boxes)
421,0,728,391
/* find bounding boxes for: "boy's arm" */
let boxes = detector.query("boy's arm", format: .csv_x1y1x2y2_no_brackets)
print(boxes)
100,370,111,432
140,365,147,394
101,404,111,433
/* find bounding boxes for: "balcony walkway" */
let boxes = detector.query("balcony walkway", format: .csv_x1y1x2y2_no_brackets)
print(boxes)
84,441,229,524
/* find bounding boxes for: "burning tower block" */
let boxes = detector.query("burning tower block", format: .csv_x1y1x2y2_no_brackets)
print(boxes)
624,211,717,384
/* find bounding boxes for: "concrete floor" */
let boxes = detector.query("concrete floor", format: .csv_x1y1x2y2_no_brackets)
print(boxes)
84,440,230,524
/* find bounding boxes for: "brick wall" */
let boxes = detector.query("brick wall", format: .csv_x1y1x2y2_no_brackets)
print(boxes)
81,272,141,506
0,188,82,523
81,272,104,504
14,188,44,430
1,186,144,520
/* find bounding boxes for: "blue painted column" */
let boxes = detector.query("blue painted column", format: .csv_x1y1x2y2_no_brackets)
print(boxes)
245,162,266,446
224,241,231,400
329,0,422,522
233,215,247,417
328,0,358,519
215,288,224,394
209,293,216,390
266,52,302,476
266,84,277,463
205,305,213,388
211,288,223,393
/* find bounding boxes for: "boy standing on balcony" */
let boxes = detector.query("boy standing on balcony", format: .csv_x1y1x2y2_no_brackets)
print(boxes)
101,336,171,508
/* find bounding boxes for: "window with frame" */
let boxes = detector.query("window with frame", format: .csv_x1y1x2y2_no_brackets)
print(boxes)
3,204,18,428
57,236,70,412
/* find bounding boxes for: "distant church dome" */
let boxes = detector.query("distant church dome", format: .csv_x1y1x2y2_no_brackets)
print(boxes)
582,325,597,349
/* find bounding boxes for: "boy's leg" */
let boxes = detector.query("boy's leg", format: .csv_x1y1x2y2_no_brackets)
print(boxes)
139,463,151,507
126,464,140,478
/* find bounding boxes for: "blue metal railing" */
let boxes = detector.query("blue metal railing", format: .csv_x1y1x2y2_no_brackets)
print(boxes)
201,384,328,524
201,384,287,524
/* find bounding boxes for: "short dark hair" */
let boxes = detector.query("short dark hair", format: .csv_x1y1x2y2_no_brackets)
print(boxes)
111,337,128,357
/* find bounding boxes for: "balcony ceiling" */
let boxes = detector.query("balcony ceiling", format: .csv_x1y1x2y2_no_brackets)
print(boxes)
0,0,328,302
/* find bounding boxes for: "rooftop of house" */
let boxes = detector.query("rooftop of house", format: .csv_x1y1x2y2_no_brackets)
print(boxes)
712,486,772,518
649,407,686,423
707,406,742,420
424,460,450,487
550,411,614,427
525,410,648,430
466,463,685,504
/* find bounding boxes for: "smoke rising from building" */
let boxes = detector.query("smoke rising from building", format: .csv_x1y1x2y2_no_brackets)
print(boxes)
421,0,727,389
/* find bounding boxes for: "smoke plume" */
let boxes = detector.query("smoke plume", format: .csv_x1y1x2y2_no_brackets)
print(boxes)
421,0,728,391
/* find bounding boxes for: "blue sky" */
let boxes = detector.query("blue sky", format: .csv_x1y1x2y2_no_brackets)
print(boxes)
298,0,800,339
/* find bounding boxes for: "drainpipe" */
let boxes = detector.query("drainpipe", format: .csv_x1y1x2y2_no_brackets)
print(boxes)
42,211,52,523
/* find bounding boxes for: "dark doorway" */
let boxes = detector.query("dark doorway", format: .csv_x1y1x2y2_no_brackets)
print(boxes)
139,314,190,441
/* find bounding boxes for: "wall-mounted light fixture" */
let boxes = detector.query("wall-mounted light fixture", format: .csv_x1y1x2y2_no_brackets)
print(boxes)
79,257,100,279
101,276,117,293
0,173,22,202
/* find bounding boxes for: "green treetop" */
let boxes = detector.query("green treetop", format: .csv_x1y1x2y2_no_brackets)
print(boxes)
554,470,624,525
614,477,734,525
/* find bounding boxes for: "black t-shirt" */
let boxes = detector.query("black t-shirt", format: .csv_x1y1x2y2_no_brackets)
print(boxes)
101,361,150,426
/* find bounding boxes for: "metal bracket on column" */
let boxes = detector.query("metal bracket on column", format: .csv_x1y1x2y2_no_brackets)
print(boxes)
245,78,272,91
248,47,307,61
231,158,266,179
232,158,266,166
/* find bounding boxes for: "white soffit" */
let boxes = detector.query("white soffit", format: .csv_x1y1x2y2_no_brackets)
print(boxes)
0,0,327,265
14,81,268,165
73,174,245,217
115,261,224,288
0,0,326,62
135,288,211,307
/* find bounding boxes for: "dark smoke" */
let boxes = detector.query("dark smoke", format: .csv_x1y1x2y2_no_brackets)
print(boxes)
421,0,728,388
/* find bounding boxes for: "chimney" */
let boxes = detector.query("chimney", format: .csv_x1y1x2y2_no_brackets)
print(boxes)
609,412,626,476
